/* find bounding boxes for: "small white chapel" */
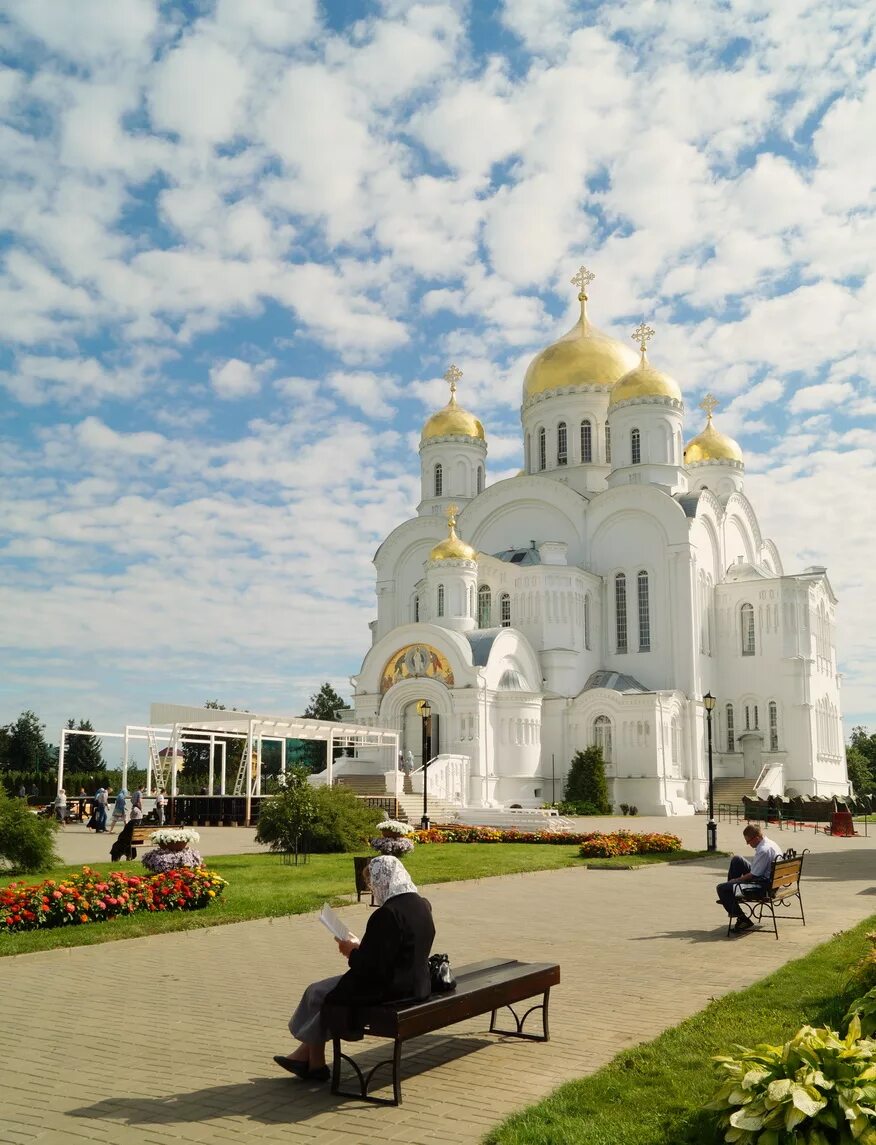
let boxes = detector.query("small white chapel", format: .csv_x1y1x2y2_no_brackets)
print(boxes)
349,268,848,815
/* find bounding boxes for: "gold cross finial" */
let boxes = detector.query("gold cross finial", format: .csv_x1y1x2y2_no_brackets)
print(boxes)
632,321,656,353
700,393,719,421
443,364,462,402
446,503,458,534
570,266,596,299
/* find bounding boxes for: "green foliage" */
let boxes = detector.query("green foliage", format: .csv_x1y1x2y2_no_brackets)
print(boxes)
255,766,317,853
63,719,105,772
706,1021,876,1144
300,682,351,770
557,799,602,816
2,711,55,773
564,747,611,814
843,986,876,1039
847,746,874,796
0,786,59,873
308,784,381,852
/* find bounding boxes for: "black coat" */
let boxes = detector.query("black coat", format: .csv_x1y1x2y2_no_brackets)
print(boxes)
325,892,435,1008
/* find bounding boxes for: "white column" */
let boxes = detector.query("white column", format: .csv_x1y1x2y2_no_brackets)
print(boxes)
244,720,254,826
208,735,215,795
326,734,333,786
57,729,66,795
255,734,263,796
219,740,226,796
170,725,180,801
122,727,130,794
280,738,286,776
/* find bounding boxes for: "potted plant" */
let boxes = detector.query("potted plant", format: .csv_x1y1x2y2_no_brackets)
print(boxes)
142,827,202,872
370,819,415,857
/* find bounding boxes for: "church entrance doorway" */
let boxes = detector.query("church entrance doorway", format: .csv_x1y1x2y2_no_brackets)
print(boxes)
402,700,440,769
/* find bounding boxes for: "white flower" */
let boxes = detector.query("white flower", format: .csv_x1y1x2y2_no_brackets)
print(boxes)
149,827,201,846
376,819,414,835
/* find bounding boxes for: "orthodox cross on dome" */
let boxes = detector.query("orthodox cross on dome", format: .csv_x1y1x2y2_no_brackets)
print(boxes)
699,393,719,421
444,363,462,404
632,321,656,354
446,503,459,535
571,265,596,299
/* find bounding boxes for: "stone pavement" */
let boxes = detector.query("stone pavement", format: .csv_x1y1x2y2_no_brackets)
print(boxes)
3,824,876,1145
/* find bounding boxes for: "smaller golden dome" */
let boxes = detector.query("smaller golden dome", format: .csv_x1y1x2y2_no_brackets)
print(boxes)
685,394,743,464
609,322,682,408
429,504,476,562
421,364,485,442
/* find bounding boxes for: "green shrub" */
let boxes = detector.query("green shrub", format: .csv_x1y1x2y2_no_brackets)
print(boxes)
256,767,317,854
308,785,382,853
558,799,602,816
0,787,60,872
564,747,611,814
843,986,876,1039
705,1020,876,1143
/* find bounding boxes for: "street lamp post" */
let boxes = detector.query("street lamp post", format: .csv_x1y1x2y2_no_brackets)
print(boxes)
704,692,717,852
420,700,432,830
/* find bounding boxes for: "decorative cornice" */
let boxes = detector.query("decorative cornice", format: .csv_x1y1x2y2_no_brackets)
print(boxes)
686,457,745,471
521,383,612,414
609,395,684,413
419,434,488,451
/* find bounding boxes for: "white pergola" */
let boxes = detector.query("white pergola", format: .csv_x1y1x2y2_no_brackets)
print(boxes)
56,704,400,827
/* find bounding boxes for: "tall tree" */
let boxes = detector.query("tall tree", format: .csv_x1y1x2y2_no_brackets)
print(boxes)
301,682,351,770
63,719,105,773
4,711,54,773
848,726,876,794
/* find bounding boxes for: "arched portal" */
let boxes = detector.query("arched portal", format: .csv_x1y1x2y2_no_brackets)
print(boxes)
401,698,441,768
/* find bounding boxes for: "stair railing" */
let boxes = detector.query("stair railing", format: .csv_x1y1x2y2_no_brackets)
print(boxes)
409,754,470,805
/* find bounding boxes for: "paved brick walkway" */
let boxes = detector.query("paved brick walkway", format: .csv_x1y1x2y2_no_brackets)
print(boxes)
3,826,876,1144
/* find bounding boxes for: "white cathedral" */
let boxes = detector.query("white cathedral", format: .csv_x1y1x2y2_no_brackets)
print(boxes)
349,268,848,815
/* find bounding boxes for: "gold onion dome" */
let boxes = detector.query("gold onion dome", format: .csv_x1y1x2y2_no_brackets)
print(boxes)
429,504,476,562
523,266,639,399
685,394,743,463
609,322,683,408
421,364,485,442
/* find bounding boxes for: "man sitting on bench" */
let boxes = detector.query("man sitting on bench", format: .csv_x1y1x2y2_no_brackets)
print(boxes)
716,824,783,935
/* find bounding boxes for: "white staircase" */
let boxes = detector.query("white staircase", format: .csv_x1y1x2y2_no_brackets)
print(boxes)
711,777,757,807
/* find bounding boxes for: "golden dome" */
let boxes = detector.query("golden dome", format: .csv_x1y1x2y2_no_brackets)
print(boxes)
421,364,485,442
523,267,639,399
429,504,476,562
609,322,682,408
685,395,743,464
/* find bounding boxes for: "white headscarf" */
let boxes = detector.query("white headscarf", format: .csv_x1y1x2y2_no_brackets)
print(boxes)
369,855,418,906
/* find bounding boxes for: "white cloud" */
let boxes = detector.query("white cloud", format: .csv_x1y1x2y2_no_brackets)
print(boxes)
210,358,262,400
327,371,398,418
149,35,249,144
789,381,856,413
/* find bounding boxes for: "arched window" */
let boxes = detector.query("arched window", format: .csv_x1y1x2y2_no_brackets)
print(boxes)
615,573,628,653
741,603,755,655
477,584,491,629
468,584,475,617
769,701,778,751
631,427,641,465
538,427,546,471
605,423,611,464
525,434,531,473
580,419,592,463
726,703,735,752
557,421,567,466
594,714,613,763
500,593,511,627
476,466,484,494
434,463,443,497
637,570,650,651
437,584,445,618
584,593,591,650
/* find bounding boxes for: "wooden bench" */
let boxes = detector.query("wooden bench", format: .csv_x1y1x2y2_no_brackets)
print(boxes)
731,848,808,940
130,825,150,849
324,957,560,1106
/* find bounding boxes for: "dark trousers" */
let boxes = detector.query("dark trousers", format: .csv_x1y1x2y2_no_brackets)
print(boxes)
96,804,108,831
716,855,763,918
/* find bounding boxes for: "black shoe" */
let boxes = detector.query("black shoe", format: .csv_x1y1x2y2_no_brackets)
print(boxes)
305,1066,330,1083
733,916,754,933
273,1055,308,1077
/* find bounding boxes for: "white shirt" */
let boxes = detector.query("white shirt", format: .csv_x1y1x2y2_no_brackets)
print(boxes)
749,835,783,880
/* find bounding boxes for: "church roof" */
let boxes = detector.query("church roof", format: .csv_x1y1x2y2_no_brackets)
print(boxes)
493,547,541,565
582,670,652,695
465,629,501,665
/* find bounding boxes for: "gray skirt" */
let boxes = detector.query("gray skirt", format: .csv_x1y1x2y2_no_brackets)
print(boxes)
289,974,344,1043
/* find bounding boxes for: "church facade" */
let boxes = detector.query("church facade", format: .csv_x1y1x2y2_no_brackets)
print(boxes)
350,268,848,815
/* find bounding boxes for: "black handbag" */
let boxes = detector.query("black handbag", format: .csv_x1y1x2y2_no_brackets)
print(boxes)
429,953,456,993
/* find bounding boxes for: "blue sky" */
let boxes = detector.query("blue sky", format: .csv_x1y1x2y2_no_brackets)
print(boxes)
0,0,874,758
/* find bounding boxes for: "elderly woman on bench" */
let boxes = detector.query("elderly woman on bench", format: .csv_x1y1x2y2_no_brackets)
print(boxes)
273,854,435,1082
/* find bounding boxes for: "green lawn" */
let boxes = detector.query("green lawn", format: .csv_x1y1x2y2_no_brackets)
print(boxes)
484,915,876,1145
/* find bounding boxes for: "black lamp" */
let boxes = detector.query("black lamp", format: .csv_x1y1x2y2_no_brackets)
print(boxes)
420,700,432,830
704,692,717,852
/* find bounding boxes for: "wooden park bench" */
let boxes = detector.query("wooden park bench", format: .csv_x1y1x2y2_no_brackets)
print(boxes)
729,848,808,940
130,825,151,850
324,957,560,1106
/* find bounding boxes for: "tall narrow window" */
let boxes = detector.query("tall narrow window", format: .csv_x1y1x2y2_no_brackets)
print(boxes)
476,466,484,494
557,421,567,466
437,584,445,617
594,715,613,762
605,423,611,464
469,584,475,617
538,427,546,471
580,419,592,463
637,570,650,651
741,603,755,655
769,701,778,751
500,593,511,627
414,595,419,622
434,463,443,497
477,584,491,629
726,703,735,752
631,427,641,465
525,434,531,473
753,704,759,729
615,573,628,653
584,593,591,650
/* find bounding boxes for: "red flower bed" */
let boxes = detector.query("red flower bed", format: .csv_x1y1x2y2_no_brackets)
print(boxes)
413,825,682,854
1,865,227,934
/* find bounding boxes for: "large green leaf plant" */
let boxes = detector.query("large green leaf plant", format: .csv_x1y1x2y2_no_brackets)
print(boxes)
706,1019,876,1143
